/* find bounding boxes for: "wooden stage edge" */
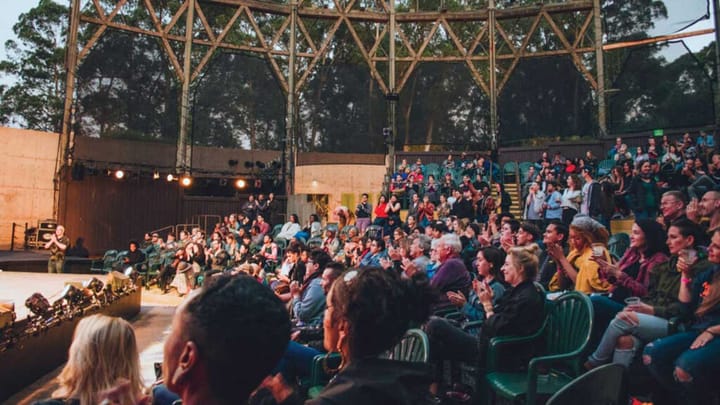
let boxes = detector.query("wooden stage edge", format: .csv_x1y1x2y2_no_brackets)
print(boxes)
0,272,141,402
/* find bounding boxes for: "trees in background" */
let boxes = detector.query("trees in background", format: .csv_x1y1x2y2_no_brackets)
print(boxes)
0,0,714,151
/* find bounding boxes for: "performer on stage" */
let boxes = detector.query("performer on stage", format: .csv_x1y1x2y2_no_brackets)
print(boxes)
45,225,69,274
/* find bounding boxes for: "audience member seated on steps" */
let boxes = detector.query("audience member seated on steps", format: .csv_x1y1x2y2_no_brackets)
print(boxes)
585,219,712,369
643,228,720,405
277,214,302,241
291,250,332,327
425,245,544,381
547,215,612,294
158,274,291,405
260,267,437,405
588,219,669,345
33,314,146,405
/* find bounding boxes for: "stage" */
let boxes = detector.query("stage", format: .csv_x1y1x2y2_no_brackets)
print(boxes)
0,271,142,402
0,250,93,274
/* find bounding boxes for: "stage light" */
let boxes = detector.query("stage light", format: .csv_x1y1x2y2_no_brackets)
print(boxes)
167,174,176,182
153,171,160,180
235,179,247,189
180,175,192,187
114,170,125,179
311,179,318,187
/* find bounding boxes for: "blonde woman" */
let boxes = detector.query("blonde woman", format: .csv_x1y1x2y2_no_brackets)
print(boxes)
547,215,612,294
36,314,145,405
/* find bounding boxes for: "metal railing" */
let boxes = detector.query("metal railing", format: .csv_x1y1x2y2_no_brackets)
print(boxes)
9,222,30,251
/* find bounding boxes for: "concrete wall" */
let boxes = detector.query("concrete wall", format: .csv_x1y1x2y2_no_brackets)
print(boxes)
0,127,57,250
294,164,386,222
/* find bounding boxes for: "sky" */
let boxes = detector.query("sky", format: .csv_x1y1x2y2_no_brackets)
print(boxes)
0,0,716,79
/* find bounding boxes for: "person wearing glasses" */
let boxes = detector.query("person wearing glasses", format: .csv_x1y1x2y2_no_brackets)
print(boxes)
359,238,388,268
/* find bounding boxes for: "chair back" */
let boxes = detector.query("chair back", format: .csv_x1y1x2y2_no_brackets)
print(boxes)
103,249,118,260
382,328,429,363
271,223,283,239
307,237,323,249
545,363,627,405
543,292,593,359
608,233,630,261
365,225,383,240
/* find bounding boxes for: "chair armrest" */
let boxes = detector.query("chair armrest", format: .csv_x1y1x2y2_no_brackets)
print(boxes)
461,320,483,332
487,326,546,372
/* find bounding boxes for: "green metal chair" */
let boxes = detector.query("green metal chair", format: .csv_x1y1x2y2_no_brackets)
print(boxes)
381,328,430,363
271,223,283,239
519,161,534,181
608,233,630,262
597,159,616,177
503,161,518,182
425,162,440,179
307,352,342,399
307,329,429,399
90,249,118,274
307,237,323,249
485,291,594,405
545,363,627,405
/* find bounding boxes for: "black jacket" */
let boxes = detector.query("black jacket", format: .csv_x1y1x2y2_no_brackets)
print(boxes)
308,358,434,405
480,280,545,350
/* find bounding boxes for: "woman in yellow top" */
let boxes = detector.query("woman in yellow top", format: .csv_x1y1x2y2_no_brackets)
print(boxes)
547,215,612,294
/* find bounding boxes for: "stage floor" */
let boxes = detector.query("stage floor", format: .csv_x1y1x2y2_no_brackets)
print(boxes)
1,272,183,405
0,272,98,321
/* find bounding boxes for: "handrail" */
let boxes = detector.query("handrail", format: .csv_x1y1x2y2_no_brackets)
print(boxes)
175,223,201,235
191,215,222,235
149,225,175,238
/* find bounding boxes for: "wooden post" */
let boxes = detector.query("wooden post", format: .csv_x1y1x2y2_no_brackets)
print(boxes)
177,0,196,173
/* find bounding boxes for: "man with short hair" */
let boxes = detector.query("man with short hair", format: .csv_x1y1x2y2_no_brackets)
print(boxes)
355,193,372,234
544,181,563,221
45,225,69,273
659,190,687,229
162,275,290,404
688,190,720,233
538,221,568,289
428,234,471,307
407,234,432,274
523,182,545,226
580,167,603,221
290,250,331,326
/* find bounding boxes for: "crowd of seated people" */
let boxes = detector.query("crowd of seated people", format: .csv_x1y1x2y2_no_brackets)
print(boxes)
39,135,720,405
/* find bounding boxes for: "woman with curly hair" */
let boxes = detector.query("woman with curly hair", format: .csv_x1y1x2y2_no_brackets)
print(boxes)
262,268,437,404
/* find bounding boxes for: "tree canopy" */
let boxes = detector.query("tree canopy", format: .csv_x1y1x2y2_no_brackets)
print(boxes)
0,0,714,150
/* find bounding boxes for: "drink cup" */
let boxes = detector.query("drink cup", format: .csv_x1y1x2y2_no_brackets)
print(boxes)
624,296,641,306
592,243,605,258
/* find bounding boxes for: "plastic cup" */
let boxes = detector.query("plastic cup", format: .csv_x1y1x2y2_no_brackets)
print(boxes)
624,296,641,306
592,243,605,258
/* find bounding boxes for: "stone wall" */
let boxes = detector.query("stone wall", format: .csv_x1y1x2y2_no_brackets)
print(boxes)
0,127,57,250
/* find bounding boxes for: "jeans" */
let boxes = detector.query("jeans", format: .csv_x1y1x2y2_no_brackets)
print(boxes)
587,312,668,367
644,330,720,404
589,295,625,349
355,217,371,235
48,258,64,273
272,341,322,382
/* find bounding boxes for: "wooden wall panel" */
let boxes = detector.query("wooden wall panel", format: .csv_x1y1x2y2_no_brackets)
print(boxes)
59,173,181,255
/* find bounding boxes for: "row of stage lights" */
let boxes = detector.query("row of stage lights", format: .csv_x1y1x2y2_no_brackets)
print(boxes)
111,169,247,189
0,274,137,353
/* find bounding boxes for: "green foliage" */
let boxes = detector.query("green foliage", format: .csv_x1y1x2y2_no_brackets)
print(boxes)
0,0,68,132
2,0,712,153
